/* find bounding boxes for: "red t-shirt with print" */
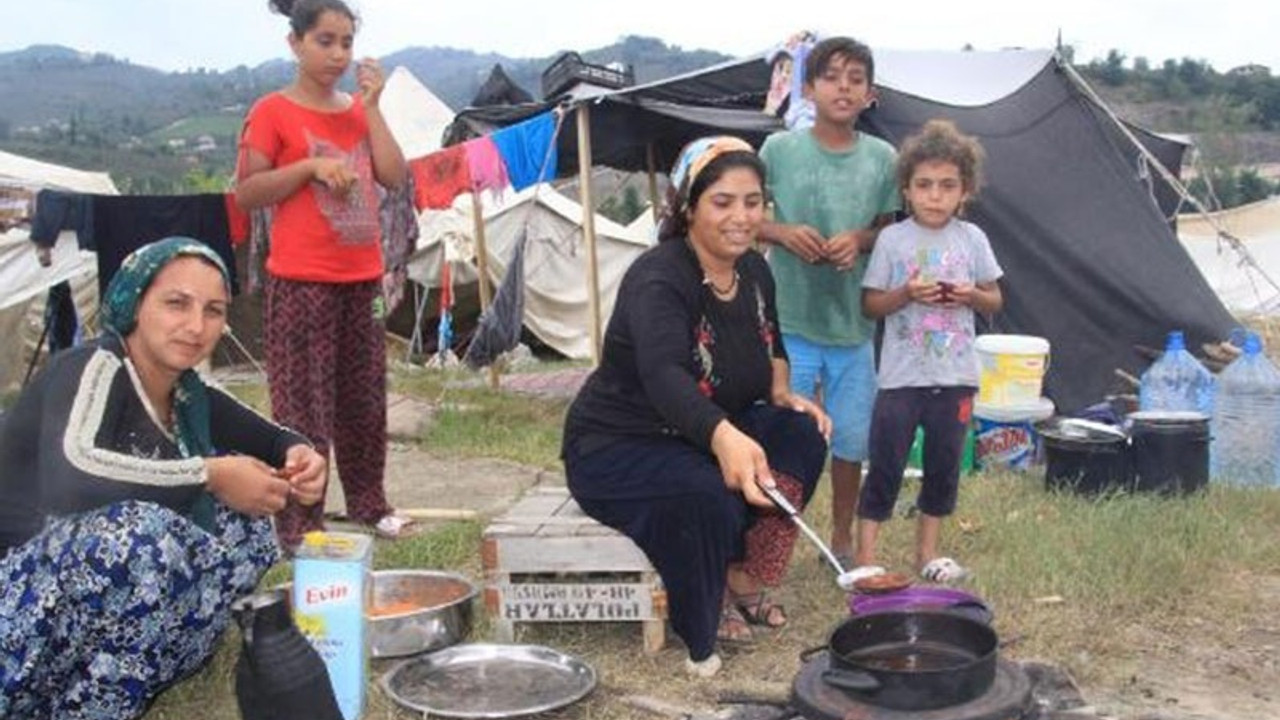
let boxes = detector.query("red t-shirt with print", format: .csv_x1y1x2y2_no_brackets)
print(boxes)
239,92,383,283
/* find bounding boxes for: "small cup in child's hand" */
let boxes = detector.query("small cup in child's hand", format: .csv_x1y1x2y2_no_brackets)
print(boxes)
937,281,955,302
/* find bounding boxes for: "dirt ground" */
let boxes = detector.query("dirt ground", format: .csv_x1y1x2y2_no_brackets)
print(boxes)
313,371,1279,720
1078,572,1280,720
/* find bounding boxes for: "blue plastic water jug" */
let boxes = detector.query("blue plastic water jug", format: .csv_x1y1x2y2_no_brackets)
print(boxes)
1211,331,1280,487
1138,330,1215,416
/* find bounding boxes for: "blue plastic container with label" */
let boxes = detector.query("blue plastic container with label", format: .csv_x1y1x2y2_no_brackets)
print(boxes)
973,398,1056,471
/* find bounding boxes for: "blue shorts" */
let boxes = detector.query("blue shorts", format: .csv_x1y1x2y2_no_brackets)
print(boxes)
783,333,877,462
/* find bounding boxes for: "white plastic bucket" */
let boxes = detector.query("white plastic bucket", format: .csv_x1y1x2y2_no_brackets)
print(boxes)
974,335,1050,408
973,397,1056,471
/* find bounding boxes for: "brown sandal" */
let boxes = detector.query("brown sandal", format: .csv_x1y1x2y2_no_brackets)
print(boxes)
717,602,754,644
734,591,787,628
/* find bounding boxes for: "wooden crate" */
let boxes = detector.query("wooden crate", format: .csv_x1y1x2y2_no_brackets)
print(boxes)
482,486,667,653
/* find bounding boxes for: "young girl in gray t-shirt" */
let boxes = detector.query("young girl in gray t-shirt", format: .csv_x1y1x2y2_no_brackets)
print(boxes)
857,119,1004,584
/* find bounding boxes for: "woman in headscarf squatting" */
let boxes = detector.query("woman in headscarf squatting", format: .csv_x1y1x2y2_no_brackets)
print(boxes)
562,137,832,677
0,237,326,719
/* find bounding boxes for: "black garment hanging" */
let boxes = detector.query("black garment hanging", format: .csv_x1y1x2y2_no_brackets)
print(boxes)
87,194,238,297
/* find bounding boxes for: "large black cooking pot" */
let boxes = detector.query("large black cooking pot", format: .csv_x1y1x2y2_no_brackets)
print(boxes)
817,610,998,711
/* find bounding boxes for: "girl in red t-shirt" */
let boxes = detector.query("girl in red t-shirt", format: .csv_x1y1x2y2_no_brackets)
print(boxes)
235,0,412,546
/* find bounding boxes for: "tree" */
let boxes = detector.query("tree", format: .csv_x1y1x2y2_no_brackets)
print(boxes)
619,186,645,224
1098,49,1127,86
181,167,230,193
1237,168,1275,204
1177,58,1211,94
597,185,648,225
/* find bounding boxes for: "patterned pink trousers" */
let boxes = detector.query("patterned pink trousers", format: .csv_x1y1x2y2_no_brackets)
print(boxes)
264,276,392,547
741,472,805,586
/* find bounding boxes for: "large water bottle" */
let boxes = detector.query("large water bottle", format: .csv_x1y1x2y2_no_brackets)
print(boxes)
1211,331,1280,487
1138,330,1215,415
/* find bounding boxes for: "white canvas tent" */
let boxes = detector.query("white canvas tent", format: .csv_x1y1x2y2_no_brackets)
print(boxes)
382,65,456,161
0,149,117,391
1179,197,1280,315
0,149,116,311
406,185,653,360
377,66,655,361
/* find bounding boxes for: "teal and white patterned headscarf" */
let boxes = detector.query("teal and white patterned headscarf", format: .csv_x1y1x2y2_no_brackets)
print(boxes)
101,236,230,337
101,236,230,529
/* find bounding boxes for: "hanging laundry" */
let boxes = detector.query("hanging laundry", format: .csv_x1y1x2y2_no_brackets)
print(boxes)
463,231,527,369
379,173,419,313
87,194,239,297
410,144,471,210
764,31,819,130
224,193,251,246
490,112,559,191
463,136,509,197
245,208,272,295
431,260,458,367
29,189,94,249
44,281,78,353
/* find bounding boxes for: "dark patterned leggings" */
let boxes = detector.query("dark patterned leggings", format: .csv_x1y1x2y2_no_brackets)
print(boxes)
265,276,391,547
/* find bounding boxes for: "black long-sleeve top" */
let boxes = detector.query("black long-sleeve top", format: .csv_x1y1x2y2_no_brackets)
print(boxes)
0,335,308,554
562,237,787,458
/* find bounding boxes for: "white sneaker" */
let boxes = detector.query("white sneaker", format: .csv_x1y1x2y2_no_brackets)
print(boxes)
684,653,722,678
921,557,969,584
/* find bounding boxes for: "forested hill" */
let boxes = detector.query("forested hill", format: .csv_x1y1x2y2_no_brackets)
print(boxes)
0,37,729,130
0,39,1277,205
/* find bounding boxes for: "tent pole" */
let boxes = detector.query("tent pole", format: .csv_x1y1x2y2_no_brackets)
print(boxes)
22,319,50,388
576,104,603,366
646,142,661,225
470,192,500,390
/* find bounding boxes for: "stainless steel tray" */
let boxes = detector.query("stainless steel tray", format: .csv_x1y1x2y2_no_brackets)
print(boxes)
381,643,597,718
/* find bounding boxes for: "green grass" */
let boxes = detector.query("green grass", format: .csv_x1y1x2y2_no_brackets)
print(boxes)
144,367,1280,718
392,365,571,469
941,474,1280,675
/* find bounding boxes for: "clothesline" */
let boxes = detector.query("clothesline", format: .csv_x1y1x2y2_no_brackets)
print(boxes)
409,108,569,374
408,109,562,212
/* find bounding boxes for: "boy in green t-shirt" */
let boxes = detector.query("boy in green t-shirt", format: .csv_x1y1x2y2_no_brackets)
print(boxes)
759,36,900,568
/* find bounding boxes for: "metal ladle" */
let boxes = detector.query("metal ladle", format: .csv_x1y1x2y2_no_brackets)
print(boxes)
755,480,878,591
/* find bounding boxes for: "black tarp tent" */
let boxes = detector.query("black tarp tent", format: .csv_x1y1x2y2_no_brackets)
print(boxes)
445,48,1235,413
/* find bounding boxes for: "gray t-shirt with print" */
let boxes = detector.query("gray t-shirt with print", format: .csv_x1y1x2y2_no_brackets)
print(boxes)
862,218,1003,389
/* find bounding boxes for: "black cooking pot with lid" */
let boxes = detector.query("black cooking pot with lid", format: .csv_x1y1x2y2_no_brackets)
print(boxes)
1037,417,1133,495
816,610,998,711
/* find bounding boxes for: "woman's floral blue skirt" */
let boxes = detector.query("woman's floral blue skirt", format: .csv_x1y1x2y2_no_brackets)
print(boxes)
0,500,279,719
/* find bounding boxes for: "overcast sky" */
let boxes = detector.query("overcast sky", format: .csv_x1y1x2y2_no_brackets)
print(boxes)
4,0,1276,74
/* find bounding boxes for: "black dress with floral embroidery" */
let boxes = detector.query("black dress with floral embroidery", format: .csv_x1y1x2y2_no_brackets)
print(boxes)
562,237,786,458
560,237,826,663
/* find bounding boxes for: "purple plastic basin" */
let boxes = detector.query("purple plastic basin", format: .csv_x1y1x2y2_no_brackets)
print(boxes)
848,587,993,625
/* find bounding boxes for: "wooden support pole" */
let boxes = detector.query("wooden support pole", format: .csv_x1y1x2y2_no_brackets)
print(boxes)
646,142,661,225
470,193,500,390
576,105,603,366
